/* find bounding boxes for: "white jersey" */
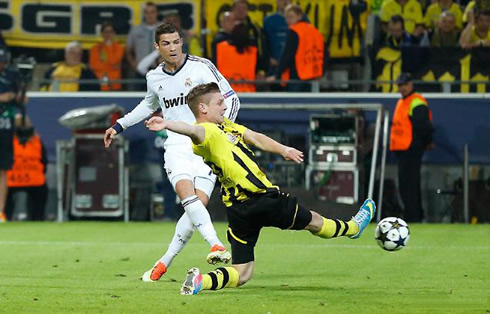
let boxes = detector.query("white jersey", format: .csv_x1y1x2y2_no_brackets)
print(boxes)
116,54,241,151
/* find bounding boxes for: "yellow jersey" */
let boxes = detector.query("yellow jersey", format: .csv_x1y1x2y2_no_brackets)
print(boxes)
424,2,463,29
193,118,279,207
470,25,490,43
380,0,424,34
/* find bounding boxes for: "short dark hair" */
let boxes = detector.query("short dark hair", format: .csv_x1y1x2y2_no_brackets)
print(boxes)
155,22,182,43
187,82,220,117
232,0,249,10
101,21,115,33
390,15,405,29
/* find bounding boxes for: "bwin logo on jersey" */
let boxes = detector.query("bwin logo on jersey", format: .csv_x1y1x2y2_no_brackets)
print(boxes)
163,93,188,108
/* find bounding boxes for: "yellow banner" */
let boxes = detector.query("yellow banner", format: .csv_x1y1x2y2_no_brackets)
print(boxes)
1,0,201,50
205,0,369,59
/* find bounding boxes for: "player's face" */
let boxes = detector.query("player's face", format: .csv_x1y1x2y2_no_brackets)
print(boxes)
156,32,184,65
204,92,227,124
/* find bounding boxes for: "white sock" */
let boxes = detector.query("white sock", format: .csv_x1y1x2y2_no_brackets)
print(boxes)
181,195,223,247
159,212,194,268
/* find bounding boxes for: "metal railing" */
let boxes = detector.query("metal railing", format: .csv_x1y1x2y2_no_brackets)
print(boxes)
30,78,490,93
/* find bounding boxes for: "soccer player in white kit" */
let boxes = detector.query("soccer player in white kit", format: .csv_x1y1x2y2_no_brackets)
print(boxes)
104,23,240,282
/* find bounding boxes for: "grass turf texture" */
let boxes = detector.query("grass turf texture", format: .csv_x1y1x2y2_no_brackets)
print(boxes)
0,222,488,313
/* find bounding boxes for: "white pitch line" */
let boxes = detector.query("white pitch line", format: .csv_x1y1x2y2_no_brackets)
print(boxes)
0,241,488,250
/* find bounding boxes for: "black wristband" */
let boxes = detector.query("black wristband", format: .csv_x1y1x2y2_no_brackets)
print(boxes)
112,122,124,134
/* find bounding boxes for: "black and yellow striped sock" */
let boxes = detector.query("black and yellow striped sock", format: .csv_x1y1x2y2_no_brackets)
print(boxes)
314,218,359,238
201,267,239,291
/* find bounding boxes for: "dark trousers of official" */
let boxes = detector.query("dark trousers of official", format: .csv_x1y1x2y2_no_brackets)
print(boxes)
6,185,48,221
396,147,424,222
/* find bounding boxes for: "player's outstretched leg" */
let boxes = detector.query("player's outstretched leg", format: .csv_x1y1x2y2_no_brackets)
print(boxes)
180,266,240,295
142,213,195,282
312,199,376,239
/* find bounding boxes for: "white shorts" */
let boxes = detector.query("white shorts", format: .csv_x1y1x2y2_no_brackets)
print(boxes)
164,149,216,198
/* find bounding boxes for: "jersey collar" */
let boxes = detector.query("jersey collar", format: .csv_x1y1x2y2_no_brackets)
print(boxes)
161,54,189,76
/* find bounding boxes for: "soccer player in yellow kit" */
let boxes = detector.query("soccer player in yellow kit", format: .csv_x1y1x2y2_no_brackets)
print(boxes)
145,82,376,295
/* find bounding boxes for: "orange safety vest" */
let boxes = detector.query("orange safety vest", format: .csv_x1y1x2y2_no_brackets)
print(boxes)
390,93,432,151
216,41,257,93
281,21,324,82
7,134,46,187
89,41,125,91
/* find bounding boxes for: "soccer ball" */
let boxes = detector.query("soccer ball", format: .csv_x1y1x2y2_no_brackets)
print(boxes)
375,217,410,251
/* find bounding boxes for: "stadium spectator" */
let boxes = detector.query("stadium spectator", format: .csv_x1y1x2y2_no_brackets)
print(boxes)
125,2,160,90
216,23,258,92
6,114,48,221
390,73,433,223
211,11,236,65
89,22,124,91
231,0,269,79
380,0,425,36
424,0,463,30
271,4,324,92
263,0,292,74
42,41,99,92
143,82,376,295
384,15,420,47
104,23,241,282
459,10,490,47
429,12,461,46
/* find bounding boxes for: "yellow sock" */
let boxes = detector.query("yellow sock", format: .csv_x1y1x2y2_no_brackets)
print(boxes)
314,218,359,238
201,267,239,290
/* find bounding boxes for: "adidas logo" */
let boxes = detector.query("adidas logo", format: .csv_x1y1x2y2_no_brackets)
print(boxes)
158,85,163,91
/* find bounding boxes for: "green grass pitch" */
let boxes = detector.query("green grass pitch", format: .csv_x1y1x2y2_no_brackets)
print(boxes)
0,222,488,313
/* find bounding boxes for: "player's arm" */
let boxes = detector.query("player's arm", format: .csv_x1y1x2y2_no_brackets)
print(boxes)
104,79,159,148
145,117,205,145
243,129,303,164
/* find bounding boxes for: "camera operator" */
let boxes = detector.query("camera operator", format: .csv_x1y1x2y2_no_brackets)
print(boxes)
0,47,27,222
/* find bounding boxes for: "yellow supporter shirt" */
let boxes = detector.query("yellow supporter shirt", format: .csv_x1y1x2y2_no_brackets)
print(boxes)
193,118,278,207
424,2,463,29
470,25,490,43
380,0,424,34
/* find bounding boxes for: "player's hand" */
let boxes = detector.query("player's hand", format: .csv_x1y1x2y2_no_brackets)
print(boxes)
145,116,166,131
282,147,304,164
104,127,117,148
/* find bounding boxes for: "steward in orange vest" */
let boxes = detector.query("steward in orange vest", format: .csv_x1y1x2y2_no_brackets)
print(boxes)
390,88,433,151
216,23,258,93
5,115,48,221
89,22,125,91
275,5,324,91
7,133,46,188
389,73,433,223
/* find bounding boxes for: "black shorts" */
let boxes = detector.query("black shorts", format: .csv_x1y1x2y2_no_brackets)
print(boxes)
226,190,312,264
0,132,14,170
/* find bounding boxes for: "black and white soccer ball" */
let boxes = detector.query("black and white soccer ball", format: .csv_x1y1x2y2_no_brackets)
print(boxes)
375,217,410,251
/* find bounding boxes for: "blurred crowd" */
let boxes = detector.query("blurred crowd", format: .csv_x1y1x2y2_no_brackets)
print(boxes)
0,0,488,93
